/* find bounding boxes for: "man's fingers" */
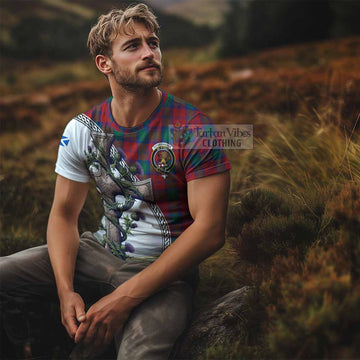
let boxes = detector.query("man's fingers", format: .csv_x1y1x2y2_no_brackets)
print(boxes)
60,292,86,340
75,302,86,322
93,323,107,348
75,321,90,343
61,305,79,339
104,327,115,345
82,322,98,345
63,315,78,339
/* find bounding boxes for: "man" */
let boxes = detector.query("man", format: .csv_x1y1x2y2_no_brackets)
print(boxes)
1,3,231,359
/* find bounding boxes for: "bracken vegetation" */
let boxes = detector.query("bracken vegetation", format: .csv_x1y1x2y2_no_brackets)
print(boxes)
1,36,359,358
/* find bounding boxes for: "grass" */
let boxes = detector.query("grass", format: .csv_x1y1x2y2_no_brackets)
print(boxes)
1,36,360,358
187,79,359,358
235,111,359,194
155,0,229,27
220,105,360,358
41,0,95,19
0,59,102,96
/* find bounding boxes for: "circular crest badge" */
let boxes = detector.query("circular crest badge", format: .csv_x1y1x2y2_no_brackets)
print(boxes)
151,142,175,178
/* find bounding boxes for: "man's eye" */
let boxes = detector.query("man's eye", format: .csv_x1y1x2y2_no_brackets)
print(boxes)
149,41,159,49
126,44,138,50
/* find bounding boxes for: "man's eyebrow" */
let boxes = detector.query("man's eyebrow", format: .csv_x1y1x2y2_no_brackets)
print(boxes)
121,35,159,48
147,36,159,42
121,37,140,48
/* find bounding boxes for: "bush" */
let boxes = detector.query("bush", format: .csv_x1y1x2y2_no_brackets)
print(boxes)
263,245,360,359
227,189,291,238
240,214,318,264
330,183,360,283
228,188,333,265
7,17,90,60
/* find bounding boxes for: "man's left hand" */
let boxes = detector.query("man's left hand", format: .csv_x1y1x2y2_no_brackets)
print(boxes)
74,291,136,350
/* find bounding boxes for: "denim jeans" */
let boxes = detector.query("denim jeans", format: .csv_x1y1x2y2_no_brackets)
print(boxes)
0,232,198,359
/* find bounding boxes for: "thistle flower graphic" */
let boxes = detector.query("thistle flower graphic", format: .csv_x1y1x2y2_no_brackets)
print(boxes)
125,242,135,253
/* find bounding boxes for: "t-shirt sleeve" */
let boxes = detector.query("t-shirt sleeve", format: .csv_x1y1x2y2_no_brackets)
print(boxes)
55,118,91,183
181,113,232,182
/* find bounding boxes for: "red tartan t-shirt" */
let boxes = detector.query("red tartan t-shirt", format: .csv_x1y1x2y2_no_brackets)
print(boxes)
55,89,232,259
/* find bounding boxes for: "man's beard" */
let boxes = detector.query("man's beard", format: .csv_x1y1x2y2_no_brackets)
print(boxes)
112,62,163,90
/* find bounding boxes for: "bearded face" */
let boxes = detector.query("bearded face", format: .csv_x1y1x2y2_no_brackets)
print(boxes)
111,59,163,90
108,22,163,91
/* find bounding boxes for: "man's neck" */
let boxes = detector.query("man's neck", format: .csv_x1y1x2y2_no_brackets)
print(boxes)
110,86,162,128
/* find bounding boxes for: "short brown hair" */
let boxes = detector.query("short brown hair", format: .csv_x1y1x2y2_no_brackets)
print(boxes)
87,3,159,58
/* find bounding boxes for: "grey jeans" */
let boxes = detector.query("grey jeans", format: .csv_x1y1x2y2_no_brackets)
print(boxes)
0,232,198,359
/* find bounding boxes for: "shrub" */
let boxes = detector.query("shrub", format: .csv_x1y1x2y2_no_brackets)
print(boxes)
240,214,318,264
263,245,360,359
228,188,333,265
227,189,291,238
330,183,360,283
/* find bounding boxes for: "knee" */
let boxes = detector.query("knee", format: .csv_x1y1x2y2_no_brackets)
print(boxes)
129,281,193,337
0,256,15,290
116,285,193,360
0,245,50,291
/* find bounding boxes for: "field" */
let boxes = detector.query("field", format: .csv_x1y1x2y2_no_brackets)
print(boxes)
1,36,360,358
148,0,229,26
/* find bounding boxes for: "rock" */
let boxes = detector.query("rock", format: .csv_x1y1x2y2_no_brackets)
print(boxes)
173,286,264,359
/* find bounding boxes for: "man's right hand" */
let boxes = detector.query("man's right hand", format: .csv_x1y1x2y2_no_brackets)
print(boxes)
59,291,87,339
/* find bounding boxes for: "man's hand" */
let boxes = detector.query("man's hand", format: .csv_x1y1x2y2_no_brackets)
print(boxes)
74,291,136,350
59,291,86,340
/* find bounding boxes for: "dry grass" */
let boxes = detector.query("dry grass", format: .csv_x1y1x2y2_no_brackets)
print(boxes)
1,36,360,358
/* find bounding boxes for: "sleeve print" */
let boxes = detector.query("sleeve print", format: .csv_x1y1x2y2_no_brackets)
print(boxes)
55,119,90,183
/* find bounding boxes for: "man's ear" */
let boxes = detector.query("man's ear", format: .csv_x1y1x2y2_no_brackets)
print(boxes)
95,55,112,75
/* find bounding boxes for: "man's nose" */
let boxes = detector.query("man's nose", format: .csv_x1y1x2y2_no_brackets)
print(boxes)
141,42,154,60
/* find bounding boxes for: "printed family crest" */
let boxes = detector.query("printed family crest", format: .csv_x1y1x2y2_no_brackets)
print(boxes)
151,142,176,179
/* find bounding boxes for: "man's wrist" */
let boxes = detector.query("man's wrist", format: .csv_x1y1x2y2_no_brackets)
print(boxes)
57,285,75,301
113,285,147,308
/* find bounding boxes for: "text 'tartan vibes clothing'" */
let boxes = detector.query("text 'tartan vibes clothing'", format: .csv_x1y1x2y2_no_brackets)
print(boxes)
55,90,232,259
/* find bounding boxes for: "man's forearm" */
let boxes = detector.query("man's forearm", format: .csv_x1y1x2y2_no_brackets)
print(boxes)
114,220,224,304
47,213,80,297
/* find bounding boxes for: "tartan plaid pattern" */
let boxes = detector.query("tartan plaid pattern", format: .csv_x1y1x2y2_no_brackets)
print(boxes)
83,89,232,250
